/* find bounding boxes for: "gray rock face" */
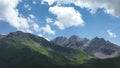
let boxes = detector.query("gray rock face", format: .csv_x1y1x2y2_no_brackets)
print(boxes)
51,35,89,49
65,35,89,49
7,31,28,39
51,36,68,46
51,36,120,59
84,37,119,59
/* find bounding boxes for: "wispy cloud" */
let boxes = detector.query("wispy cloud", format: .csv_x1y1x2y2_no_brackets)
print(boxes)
46,17,53,23
107,29,117,38
24,4,31,11
33,1,37,4
41,0,55,5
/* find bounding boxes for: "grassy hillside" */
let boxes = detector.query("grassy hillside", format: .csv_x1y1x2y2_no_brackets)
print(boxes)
0,31,89,68
1,31,119,68
0,37,54,68
79,56,120,68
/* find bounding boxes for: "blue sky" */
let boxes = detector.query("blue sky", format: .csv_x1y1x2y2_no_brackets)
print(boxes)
0,0,120,45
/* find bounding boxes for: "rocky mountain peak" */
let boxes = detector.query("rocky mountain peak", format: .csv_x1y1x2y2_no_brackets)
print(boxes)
51,36,68,46
8,31,25,35
69,35,81,41
92,37,105,41
91,37,106,45
51,35,89,49
6,31,28,39
52,35,120,59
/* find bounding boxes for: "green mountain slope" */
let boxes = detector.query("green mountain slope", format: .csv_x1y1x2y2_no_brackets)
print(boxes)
0,31,89,68
80,57,120,68
0,34,53,68
47,56,120,68
1,31,120,68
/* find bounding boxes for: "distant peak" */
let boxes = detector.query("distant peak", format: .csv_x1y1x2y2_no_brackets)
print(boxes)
71,35,79,38
52,36,68,41
67,35,83,43
7,31,27,39
9,31,25,35
92,37,103,40
16,31,24,33
57,36,67,39
69,35,81,41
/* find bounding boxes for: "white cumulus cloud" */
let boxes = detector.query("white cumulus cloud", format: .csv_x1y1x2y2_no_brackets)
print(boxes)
49,6,84,30
41,24,55,35
107,29,117,38
42,0,120,17
0,0,56,36
0,0,31,32
74,0,120,17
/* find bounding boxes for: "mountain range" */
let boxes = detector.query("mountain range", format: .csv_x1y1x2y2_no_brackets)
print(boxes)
51,35,120,59
0,31,120,68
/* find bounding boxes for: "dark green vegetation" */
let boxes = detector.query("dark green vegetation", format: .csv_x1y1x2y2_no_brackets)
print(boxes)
51,57,120,68
0,31,120,68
